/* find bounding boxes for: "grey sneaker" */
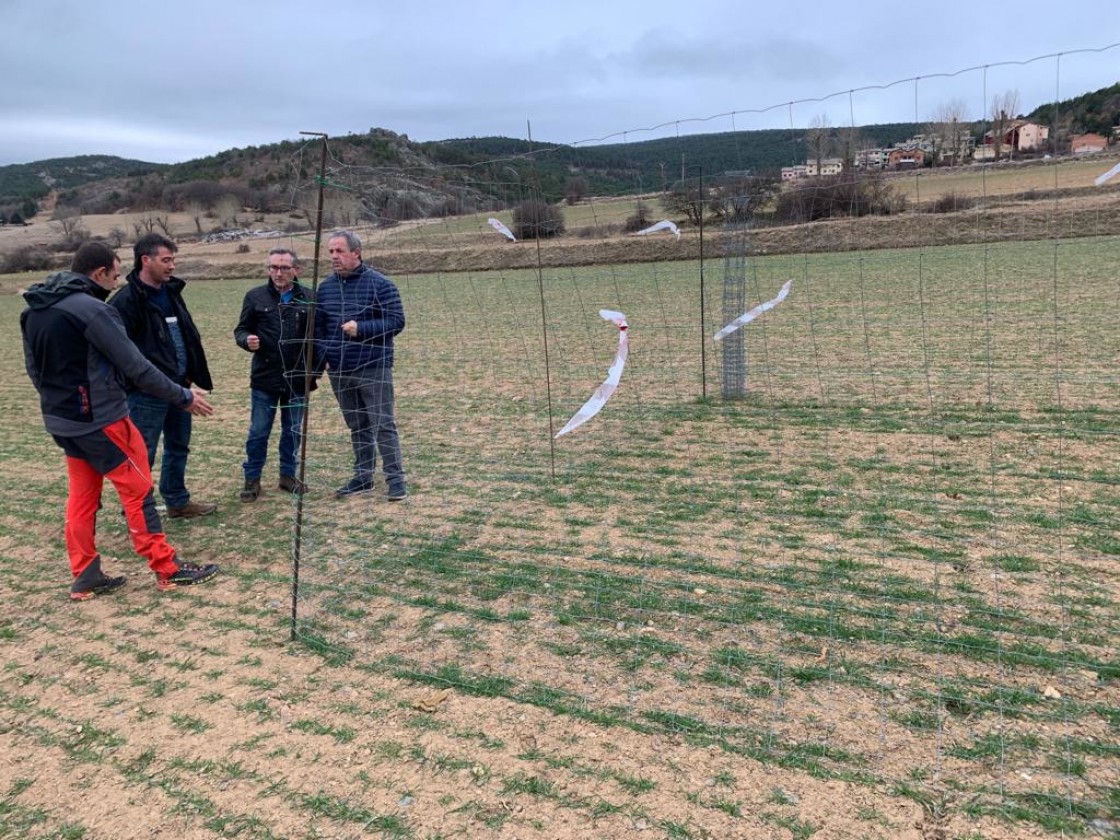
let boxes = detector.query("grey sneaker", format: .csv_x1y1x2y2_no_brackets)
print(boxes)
71,572,127,601
335,477,374,498
157,561,219,591
386,483,408,501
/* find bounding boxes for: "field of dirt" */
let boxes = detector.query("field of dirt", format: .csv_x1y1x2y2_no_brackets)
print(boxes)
1,160,1118,839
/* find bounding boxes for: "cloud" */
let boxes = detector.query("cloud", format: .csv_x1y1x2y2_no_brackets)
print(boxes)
0,0,1116,165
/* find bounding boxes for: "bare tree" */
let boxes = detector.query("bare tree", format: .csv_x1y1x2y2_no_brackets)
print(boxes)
805,114,833,176
836,126,862,172
53,206,83,237
661,180,707,226
989,90,1021,161
565,176,588,206
187,202,205,235
623,200,652,233
51,206,89,248
214,197,241,230
323,193,360,228
108,227,127,248
927,99,971,166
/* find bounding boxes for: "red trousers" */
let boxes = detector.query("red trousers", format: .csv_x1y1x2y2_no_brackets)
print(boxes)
64,417,179,579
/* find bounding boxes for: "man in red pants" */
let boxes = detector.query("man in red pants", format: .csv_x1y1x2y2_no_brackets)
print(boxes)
21,242,220,599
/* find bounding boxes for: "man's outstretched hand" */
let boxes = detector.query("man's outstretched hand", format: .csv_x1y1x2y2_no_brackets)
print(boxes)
185,388,214,416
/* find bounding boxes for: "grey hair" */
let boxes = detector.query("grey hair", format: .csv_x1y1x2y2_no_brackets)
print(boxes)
267,247,299,266
328,229,361,252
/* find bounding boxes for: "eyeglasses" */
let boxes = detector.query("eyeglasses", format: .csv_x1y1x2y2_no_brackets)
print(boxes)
268,265,294,272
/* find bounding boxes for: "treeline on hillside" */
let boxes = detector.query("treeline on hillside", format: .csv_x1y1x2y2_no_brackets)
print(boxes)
425,124,925,200
1027,82,1120,139
0,155,165,221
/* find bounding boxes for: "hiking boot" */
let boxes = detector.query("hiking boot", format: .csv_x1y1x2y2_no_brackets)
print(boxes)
334,477,374,498
239,479,261,502
70,571,127,601
386,482,408,502
278,475,306,495
157,561,220,591
166,501,218,519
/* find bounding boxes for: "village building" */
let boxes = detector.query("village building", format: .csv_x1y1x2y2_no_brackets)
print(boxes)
1070,133,1108,154
974,120,1049,160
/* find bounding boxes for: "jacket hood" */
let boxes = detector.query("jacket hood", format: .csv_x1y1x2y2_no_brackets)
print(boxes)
22,271,107,310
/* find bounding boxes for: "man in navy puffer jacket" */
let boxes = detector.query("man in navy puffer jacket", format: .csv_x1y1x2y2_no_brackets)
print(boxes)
315,230,407,500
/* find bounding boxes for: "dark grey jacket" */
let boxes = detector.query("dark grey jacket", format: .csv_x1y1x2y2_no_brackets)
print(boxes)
21,271,193,438
234,279,317,396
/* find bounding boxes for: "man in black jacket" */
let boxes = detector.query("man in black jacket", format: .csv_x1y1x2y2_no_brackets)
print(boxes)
22,242,220,599
109,233,217,519
233,248,316,501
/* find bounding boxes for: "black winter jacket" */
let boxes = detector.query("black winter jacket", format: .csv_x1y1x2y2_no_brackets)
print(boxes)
108,270,213,391
21,271,194,438
233,280,317,396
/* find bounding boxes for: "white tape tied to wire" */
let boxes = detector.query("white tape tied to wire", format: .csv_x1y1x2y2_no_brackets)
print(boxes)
555,310,629,438
634,219,681,239
488,217,516,241
1094,161,1120,186
713,279,793,341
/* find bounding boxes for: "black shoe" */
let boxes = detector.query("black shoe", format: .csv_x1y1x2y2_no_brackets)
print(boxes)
387,482,408,501
278,475,306,495
70,571,127,601
240,478,261,502
335,477,374,498
157,561,220,591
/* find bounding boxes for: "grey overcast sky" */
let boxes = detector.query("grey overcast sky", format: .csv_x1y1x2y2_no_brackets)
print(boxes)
0,0,1116,166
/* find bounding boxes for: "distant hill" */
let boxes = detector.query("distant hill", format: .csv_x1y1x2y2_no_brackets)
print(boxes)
2,80,1114,224
1027,82,1120,137
423,123,925,198
0,155,166,209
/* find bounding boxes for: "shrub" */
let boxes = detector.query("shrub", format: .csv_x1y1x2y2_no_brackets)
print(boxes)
235,243,251,253
774,173,904,223
623,201,652,233
926,192,979,214
708,173,782,223
512,199,565,239
2,246,55,273
575,223,618,239
565,176,588,206
50,227,91,253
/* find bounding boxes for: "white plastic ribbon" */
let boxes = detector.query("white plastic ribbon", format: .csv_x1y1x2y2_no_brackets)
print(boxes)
634,219,681,239
1094,162,1120,186
555,310,629,438
488,217,516,241
713,279,793,341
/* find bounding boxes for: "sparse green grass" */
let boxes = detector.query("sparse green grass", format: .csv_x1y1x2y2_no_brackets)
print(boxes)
2,232,1119,837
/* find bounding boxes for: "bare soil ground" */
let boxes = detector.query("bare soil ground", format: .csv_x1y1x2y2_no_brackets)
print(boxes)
1,162,1117,839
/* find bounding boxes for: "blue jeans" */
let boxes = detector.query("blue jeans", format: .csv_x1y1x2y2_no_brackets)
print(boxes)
243,389,306,480
127,391,193,508
329,366,404,486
